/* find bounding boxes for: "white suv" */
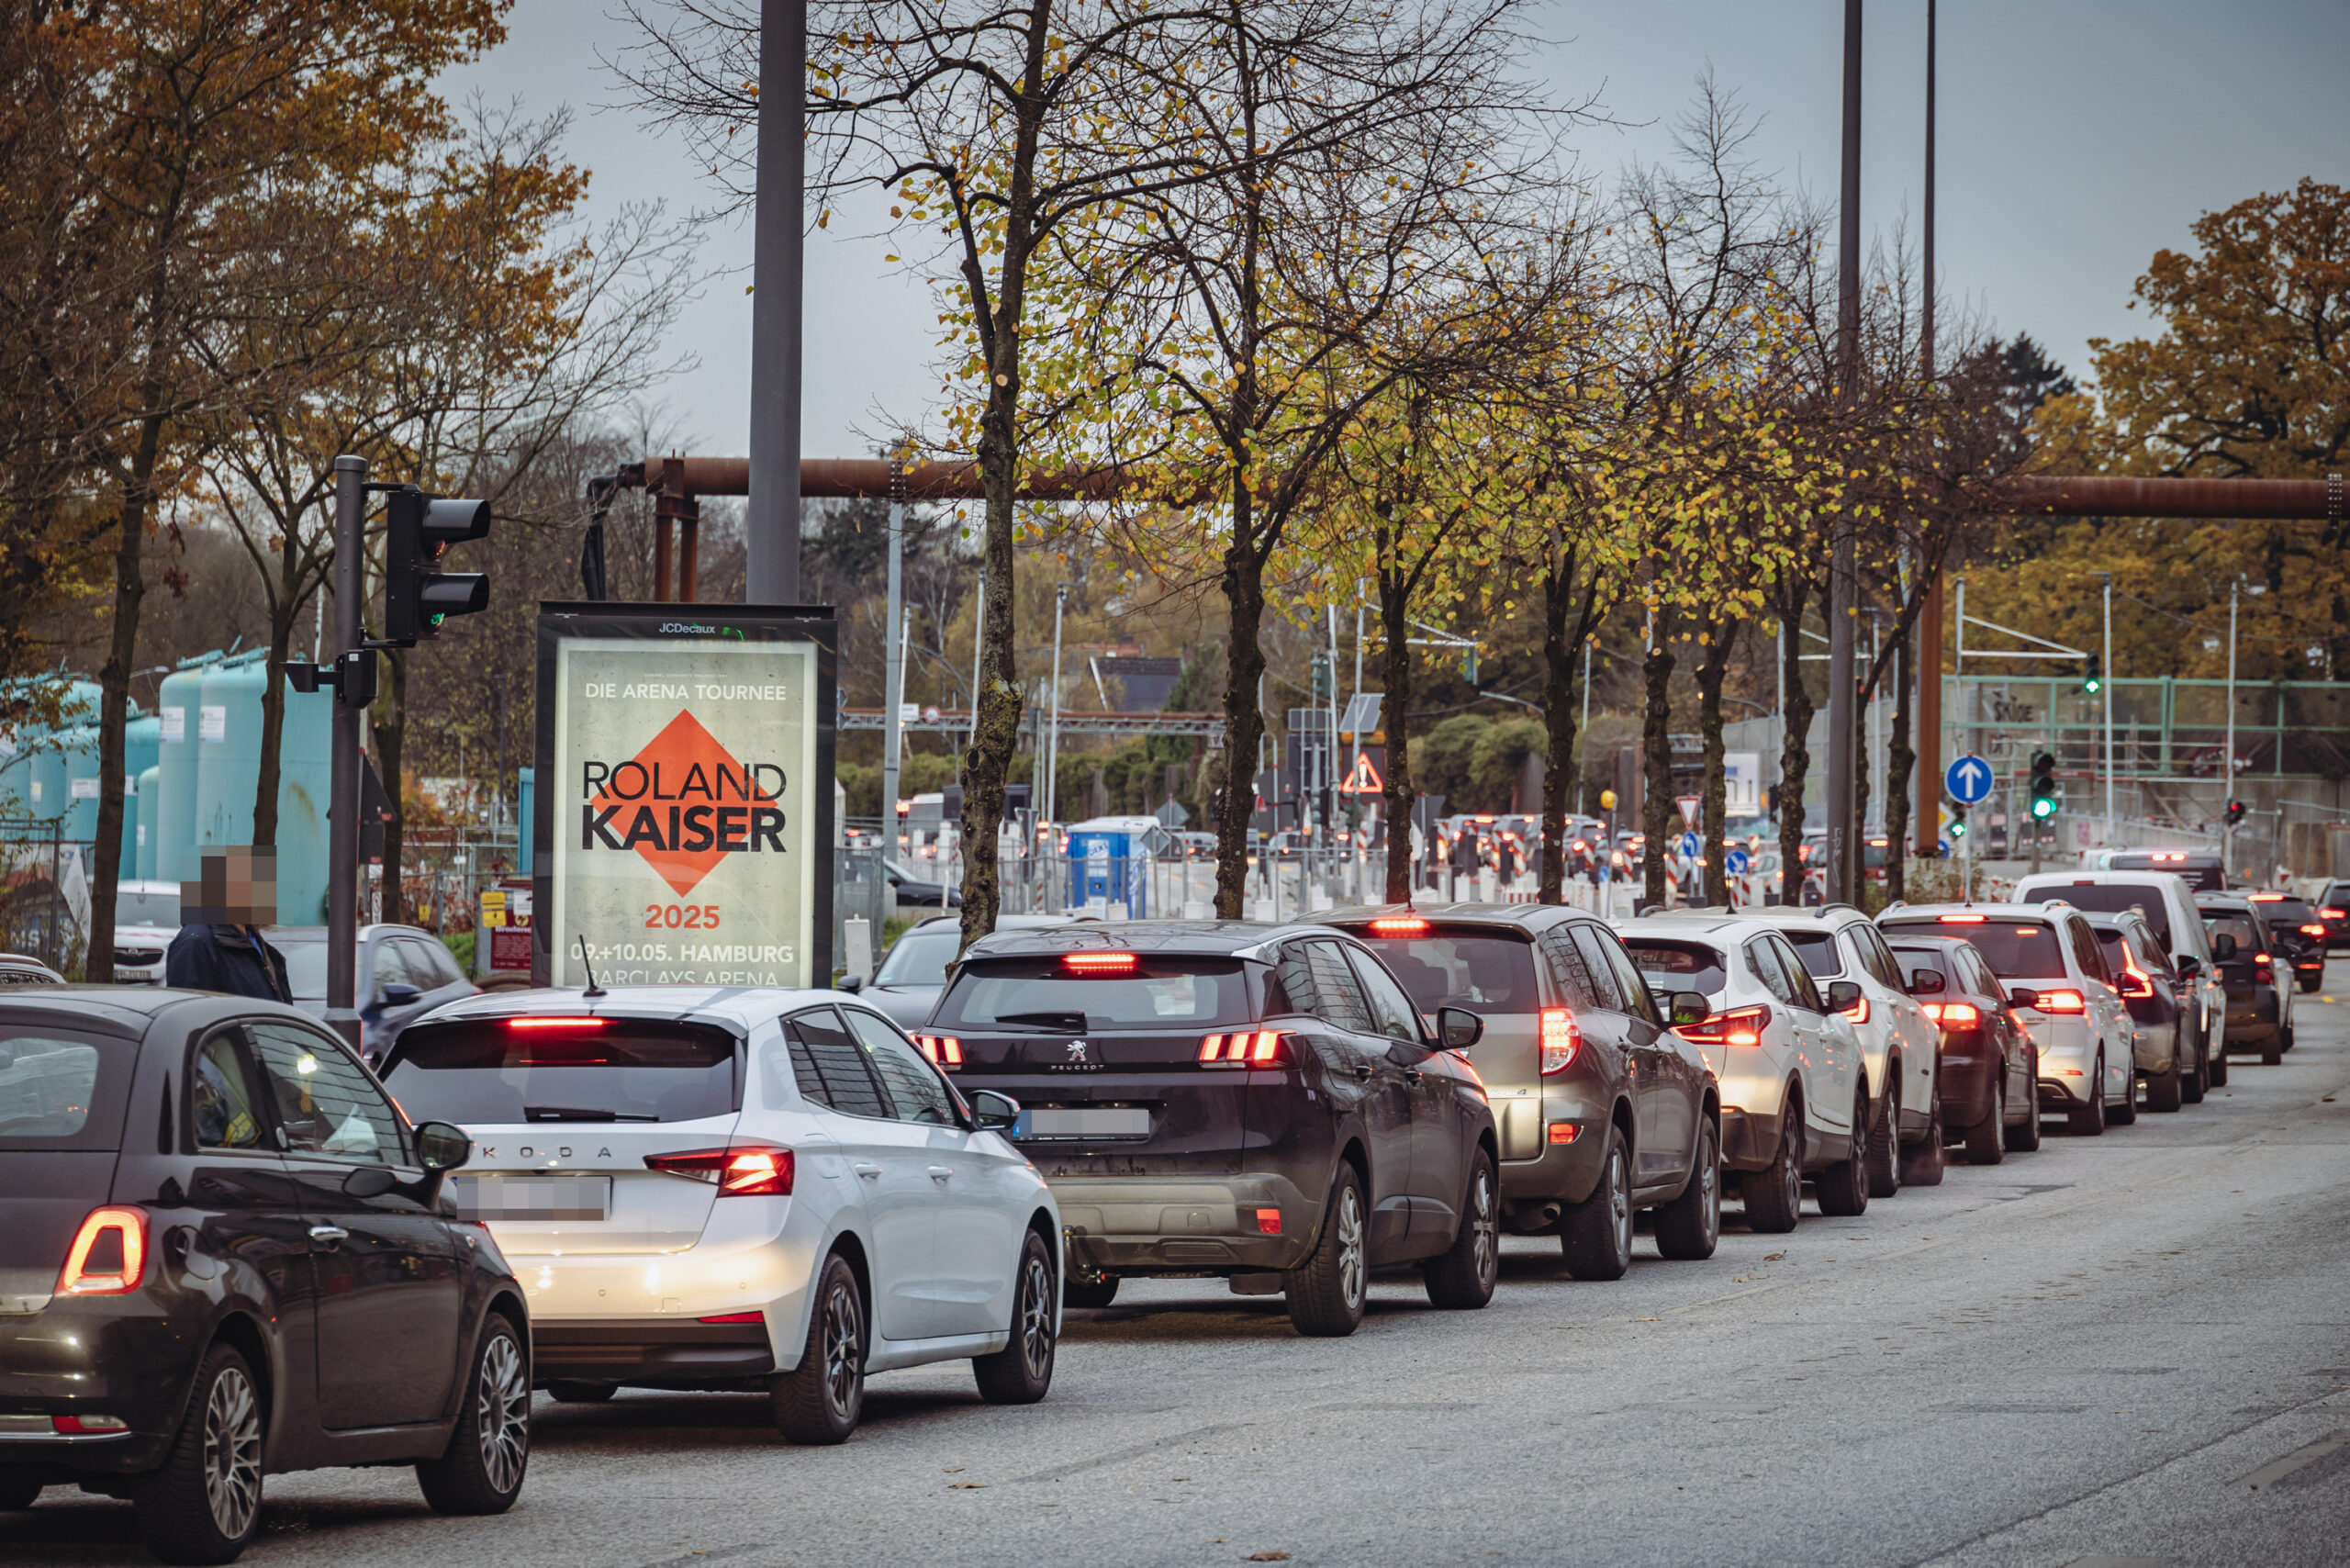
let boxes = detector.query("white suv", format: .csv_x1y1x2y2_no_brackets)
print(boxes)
1617,915,1871,1231
1732,907,1943,1193
2008,868,2224,1092
1877,903,2138,1135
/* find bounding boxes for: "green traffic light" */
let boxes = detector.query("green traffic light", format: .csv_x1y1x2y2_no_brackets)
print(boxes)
2031,796,2055,820
2084,675,2102,694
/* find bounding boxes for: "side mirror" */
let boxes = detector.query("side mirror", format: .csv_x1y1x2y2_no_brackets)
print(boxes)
2007,987,2041,1011
380,981,423,1009
1667,991,1711,1029
1906,969,1945,995
968,1090,1020,1131
837,973,864,993
2210,933,2238,960
413,1121,472,1173
1824,980,1863,1014
1436,1005,1483,1050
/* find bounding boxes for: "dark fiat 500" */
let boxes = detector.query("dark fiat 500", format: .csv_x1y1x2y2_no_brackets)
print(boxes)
921,923,1499,1338
1315,905,1720,1280
0,990,527,1564
2195,895,2295,1064
1885,935,2041,1162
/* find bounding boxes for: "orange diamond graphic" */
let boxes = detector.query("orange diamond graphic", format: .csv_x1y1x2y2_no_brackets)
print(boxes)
592,709,778,897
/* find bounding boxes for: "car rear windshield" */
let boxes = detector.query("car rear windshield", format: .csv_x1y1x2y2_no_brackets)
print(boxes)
875,926,959,988
932,956,1253,1031
2203,913,2265,954
2248,896,2315,925
2109,855,2224,891
1351,931,1539,1013
383,1018,741,1125
1783,931,1843,979
1888,945,1962,991
0,1025,134,1149
1622,940,1727,995
2021,883,2172,946
1881,920,2068,980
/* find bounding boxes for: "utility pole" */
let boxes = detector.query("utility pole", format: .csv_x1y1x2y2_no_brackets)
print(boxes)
746,0,804,604
1824,0,1863,905
880,459,905,860
2224,577,2239,878
1914,0,1944,861
326,457,368,1047
1045,586,1067,836
2101,572,2114,833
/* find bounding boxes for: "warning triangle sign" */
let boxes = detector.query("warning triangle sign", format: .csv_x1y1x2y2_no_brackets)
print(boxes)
1337,752,1385,794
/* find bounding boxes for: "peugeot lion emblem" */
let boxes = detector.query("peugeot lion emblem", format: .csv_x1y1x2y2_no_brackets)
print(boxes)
1066,1039,1090,1062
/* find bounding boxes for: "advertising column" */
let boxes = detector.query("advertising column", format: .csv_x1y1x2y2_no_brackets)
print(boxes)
534,604,836,989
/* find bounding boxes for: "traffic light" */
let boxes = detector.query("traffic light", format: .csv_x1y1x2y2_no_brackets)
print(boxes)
2029,751,2057,821
1463,644,1479,684
384,487,490,644
2082,654,2102,696
2225,799,2246,826
1949,801,1968,838
1310,653,1332,703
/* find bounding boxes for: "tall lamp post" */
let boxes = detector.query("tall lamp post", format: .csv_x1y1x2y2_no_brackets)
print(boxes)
1824,0,1864,905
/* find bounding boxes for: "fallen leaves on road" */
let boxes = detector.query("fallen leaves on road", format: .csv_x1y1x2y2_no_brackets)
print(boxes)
949,1482,987,1490
944,1467,964,1473
1632,1316,1661,1322
1248,1553,1292,1562
1763,1252,1785,1261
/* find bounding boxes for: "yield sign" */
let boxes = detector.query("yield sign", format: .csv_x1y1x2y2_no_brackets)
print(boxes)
1676,795,1701,829
1337,751,1385,794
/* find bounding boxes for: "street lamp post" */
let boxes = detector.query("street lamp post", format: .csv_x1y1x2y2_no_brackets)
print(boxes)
2224,577,2239,877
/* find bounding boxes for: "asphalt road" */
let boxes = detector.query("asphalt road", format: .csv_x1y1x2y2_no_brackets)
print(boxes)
13,976,2350,1567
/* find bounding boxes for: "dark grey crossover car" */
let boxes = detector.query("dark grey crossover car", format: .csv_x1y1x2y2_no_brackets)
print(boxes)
923,922,1500,1337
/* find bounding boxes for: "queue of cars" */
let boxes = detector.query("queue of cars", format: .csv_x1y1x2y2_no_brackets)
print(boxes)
0,864,2316,1562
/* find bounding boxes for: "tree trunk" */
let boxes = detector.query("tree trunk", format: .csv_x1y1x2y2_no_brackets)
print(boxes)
957,386,1024,950
1696,625,1736,905
252,543,305,849
1777,582,1816,905
1381,563,1416,904
1639,619,1676,910
1214,508,1267,917
374,649,407,926
1538,545,1578,905
87,409,164,982
1885,624,1915,903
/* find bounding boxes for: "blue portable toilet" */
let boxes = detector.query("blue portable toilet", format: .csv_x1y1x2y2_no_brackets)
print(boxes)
1063,815,1161,919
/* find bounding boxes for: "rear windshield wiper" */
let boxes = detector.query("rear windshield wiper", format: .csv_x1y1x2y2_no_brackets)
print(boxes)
990,1011,1090,1032
523,1105,656,1123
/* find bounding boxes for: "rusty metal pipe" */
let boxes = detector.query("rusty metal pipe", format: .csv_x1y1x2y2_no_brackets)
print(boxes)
2001,476,2343,521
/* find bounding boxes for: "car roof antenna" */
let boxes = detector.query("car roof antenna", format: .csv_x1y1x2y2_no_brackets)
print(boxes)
577,935,607,1000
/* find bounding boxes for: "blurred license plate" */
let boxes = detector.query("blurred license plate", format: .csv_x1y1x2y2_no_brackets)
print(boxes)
455,1175,611,1221
1013,1107,1152,1140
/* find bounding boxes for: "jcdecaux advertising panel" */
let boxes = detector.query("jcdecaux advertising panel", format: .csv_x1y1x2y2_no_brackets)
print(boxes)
533,604,836,989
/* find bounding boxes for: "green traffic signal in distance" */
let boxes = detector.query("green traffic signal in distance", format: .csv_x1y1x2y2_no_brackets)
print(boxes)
2028,748,2058,820
2030,793,2056,820
2083,653,2103,695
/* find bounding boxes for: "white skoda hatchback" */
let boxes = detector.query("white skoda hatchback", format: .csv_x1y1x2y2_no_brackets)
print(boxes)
379,987,1062,1444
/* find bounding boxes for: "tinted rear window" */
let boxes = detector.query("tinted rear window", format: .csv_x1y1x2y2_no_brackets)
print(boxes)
1881,921,2068,980
1784,931,1843,979
1622,941,1728,995
0,1026,134,1148
875,927,959,988
1888,945,1962,991
933,957,1253,1031
2248,897,2314,925
2204,913,2265,953
2109,855,2224,891
1352,932,1540,1013
383,1018,740,1124
2020,883,2172,946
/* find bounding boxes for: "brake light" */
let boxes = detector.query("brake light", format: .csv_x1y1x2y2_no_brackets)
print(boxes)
1539,1009,1581,1075
1677,1004,1771,1047
50,1414,129,1433
1841,995,1870,1025
2322,908,2344,920
915,1034,963,1067
2255,958,2273,982
1369,917,1429,935
2118,945,2154,1000
2250,893,2282,902
1198,1030,1288,1067
1923,1001,1982,1027
57,1207,146,1296
2030,989,2087,1014
507,1016,607,1031
2302,924,2326,938
643,1146,795,1195
1938,914,1986,924
1062,952,1137,973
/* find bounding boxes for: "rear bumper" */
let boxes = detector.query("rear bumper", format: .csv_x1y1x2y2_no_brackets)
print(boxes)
2221,989,2280,1042
1718,1108,1781,1171
1494,1086,1609,1208
1935,1043,2002,1128
529,1319,774,1387
0,1303,191,1477
1049,1175,1318,1275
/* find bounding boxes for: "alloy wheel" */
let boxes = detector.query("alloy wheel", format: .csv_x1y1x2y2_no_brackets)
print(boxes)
1468,1167,1499,1288
201,1366,263,1541
475,1333,531,1495
1017,1254,1055,1379
821,1279,863,1417
1336,1183,1366,1309
1696,1143,1720,1249
1607,1146,1631,1260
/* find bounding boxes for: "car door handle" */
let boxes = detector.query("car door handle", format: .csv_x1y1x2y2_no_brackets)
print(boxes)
853,1162,881,1179
308,1225,348,1245
927,1165,953,1181
1401,1069,1424,1084
1351,1063,1374,1081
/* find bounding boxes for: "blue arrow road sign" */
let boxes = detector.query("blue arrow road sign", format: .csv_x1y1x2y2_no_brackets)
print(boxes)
1945,754,1995,805
1726,847,1751,875
1678,832,1701,859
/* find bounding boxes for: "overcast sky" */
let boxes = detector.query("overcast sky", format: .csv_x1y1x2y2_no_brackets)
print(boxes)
443,0,2350,463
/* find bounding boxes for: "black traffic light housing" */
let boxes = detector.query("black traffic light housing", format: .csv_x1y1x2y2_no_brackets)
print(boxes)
2029,750,2058,821
385,487,490,645
1949,801,1968,838
2082,654,2103,695
2225,799,2246,826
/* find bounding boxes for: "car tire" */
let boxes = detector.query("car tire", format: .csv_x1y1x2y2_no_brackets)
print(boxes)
2300,972,2322,994
1964,1078,2007,1164
2209,1040,2230,1087
1560,1126,1634,1281
2183,1033,2208,1103
973,1229,1058,1404
2145,1052,2184,1113
1900,1091,1947,1185
130,1342,264,1565
2067,1059,2107,1136
1743,1104,1803,1235
1285,1166,1369,1337
1863,1075,1902,1199
1653,1118,1721,1260
2281,1023,2296,1053
1424,1148,1501,1306
2262,1036,2283,1065
0,1468,41,1510
544,1380,616,1405
417,1316,531,1516
1813,1089,1872,1216
772,1253,866,1443
1062,1276,1120,1310
2109,1063,2138,1126
2006,1053,2043,1151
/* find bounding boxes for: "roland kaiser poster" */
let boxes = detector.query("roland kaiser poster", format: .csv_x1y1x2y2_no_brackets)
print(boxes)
534,605,836,988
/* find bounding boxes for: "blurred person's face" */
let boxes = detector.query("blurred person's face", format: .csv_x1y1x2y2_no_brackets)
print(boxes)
183,846,277,925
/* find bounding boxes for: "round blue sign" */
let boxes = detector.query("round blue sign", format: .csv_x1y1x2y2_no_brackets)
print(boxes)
1677,832,1701,859
1944,754,1995,805
1726,847,1751,875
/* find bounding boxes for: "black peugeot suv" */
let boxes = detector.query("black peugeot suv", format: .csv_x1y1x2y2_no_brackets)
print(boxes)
0,990,528,1563
918,923,1499,1337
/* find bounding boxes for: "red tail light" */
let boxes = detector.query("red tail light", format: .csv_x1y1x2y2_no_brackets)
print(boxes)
1062,952,1137,973
2118,946,2154,1000
2321,908,2344,920
915,1034,963,1067
506,1016,608,1031
1923,1001,1982,1027
1539,1009,1581,1075
1369,917,1429,935
1677,1004,1771,1048
1937,913,1986,924
644,1145,795,1195
1841,995,1871,1025
2255,957,2273,982
58,1207,146,1296
2030,989,2087,1014
2301,924,2326,938
1198,1030,1289,1067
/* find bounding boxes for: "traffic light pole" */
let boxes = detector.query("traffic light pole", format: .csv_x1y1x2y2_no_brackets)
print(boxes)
327,455,367,1049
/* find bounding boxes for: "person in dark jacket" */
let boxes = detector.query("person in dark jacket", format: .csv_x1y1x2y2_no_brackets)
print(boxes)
166,846,292,1002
